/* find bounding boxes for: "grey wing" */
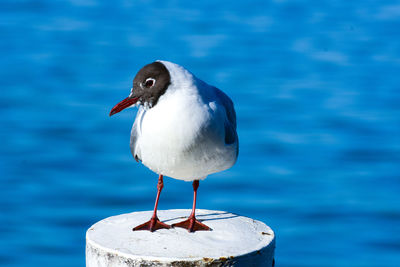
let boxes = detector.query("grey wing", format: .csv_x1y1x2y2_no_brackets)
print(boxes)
130,122,140,162
130,108,145,162
214,88,237,145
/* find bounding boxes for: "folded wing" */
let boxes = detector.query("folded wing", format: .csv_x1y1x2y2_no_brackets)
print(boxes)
214,88,237,145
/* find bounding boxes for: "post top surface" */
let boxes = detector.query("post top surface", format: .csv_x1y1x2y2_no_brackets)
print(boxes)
86,209,274,262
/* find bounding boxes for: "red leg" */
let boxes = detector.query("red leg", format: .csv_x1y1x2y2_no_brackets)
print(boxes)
133,175,171,232
172,180,211,232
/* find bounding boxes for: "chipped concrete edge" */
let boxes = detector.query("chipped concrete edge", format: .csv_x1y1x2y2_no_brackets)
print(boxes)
86,232,276,267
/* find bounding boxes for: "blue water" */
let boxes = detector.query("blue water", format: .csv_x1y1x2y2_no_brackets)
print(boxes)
1,1,400,266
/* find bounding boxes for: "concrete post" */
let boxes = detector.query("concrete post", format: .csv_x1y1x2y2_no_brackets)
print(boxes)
86,209,275,267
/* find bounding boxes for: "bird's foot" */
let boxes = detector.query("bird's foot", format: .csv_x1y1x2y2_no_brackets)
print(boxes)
132,216,171,232
172,216,211,232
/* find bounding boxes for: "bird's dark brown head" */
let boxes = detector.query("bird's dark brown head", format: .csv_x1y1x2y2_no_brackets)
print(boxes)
109,61,171,116
131,61,171,107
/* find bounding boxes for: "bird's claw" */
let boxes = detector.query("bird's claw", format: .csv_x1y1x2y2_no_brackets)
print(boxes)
172,216,211,232
133,217,171,232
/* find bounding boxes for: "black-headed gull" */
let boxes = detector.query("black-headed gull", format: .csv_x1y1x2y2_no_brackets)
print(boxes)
110,61,238,232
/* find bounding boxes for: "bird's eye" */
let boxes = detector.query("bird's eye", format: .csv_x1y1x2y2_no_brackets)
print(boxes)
144,78,155,88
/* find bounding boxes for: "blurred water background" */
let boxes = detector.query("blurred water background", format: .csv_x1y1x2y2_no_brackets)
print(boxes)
1,0,400,266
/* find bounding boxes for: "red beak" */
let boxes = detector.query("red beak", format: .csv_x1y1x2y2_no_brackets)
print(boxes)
109,97,139,116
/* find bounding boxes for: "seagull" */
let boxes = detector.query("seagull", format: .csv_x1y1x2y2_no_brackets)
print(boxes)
109,61,238,232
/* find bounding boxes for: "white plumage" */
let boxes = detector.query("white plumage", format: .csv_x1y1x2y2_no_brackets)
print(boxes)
130,61,238,181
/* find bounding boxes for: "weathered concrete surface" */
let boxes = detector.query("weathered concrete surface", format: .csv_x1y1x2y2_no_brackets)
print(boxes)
86,209,275,267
